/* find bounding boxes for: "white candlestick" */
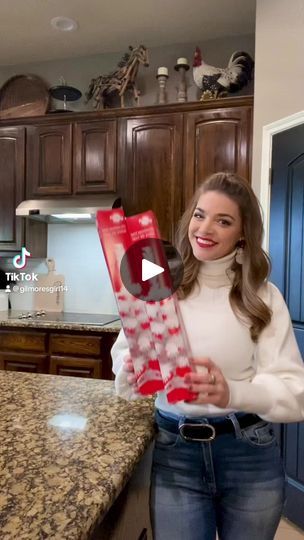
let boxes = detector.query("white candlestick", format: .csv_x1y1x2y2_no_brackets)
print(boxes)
177,57,188,66
157,67,168,77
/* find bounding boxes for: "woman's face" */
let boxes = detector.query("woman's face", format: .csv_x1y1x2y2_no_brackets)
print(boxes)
188,190,243,261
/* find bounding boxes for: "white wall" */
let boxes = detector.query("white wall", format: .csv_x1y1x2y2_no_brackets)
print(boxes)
252,0,304,196
0,35,255,111
47,224,118,314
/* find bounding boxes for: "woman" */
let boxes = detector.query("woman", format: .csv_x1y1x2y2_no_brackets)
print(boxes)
111,172,304,540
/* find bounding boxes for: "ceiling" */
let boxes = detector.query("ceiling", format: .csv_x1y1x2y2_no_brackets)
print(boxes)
0,0,256,66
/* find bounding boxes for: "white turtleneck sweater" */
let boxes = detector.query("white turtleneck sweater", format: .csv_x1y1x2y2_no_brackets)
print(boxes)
111,251,304,423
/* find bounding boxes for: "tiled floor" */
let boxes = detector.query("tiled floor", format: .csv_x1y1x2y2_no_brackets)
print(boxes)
275,519,304,540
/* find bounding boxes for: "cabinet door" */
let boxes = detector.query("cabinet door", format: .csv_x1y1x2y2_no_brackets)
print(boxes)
0,352,48,373
183,106,252,205
73,120,117,193
0,126,25,251
49,356,101,378
118,114,183,242
26,124,72,196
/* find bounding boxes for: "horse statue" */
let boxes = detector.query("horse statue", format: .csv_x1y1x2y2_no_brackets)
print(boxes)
86,45,149,109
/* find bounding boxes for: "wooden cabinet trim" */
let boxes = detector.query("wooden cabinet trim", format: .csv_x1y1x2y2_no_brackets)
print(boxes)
0,96,253,127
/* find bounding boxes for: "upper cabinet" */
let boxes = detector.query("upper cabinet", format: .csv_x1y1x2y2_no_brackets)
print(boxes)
117,98,252,240
0,97,253,251
0,126,25,251
26,124,72,196
183,105,252,206
73,120,116,194
26,119,117,198
117,114,183,242
0,126,47,256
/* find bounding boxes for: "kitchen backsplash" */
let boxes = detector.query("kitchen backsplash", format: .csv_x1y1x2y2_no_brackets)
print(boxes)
47,223,118,314
0,223,118,314
0,224,118,314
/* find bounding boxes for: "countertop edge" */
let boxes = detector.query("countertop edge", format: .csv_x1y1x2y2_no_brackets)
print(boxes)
0,319,121,332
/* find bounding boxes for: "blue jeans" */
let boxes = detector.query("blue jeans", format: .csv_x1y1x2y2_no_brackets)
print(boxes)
150,410,286,540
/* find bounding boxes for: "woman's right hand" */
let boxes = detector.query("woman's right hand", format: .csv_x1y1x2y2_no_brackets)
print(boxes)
123,356,138,393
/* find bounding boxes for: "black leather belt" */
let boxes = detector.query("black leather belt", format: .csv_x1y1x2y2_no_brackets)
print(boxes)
157,412,263,442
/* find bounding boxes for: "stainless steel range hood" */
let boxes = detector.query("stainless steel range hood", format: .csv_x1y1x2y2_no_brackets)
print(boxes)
16,195,121,223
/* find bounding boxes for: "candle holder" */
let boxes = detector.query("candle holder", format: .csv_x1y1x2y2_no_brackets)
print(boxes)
174,59,190,103
156,67,169,105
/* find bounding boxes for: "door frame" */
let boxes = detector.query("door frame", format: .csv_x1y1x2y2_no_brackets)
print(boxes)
261,112,304,529
259,110,304,251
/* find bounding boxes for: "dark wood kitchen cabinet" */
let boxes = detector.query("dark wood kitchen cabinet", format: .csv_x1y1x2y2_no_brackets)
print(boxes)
0,327,118,379
49,333,103,378
0,126,25,252
26,124,73,196
49,356,101,378
117,98,252,240
0,352,48,373
73,120,116,194
0,329,48,373
0,96,253,250
117,113,183,241
0,126,47,256
183,104,252,205
26,119,117,197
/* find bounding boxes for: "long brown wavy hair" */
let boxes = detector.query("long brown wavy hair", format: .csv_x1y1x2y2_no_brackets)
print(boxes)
176,172,272,342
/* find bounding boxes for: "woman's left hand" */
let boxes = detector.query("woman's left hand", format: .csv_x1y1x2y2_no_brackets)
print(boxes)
185,357,230,408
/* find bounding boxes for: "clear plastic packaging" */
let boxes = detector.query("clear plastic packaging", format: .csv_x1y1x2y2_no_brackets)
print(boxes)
96,209,164,395
96,209,196,403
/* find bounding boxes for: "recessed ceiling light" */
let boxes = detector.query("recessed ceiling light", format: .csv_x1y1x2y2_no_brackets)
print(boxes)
51,16,78,32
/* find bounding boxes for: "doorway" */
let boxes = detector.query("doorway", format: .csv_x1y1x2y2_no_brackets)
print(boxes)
269,123,304,529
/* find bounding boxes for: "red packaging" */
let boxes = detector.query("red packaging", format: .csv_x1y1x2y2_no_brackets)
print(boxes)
96,209,164,395
126,211,195,403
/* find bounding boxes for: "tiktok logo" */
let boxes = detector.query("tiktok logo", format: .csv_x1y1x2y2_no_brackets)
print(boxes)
13,247,31,269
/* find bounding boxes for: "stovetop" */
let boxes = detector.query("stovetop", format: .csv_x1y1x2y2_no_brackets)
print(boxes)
7,311,120,326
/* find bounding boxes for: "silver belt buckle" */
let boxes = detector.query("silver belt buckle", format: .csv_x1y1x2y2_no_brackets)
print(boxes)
179,422,216,442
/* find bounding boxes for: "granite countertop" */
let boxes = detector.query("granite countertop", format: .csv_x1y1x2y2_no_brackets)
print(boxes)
0,311,122,333
0,371,154,539
95,320,122,333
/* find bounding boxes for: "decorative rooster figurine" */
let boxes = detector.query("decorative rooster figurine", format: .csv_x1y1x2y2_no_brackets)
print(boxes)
193,47,254,100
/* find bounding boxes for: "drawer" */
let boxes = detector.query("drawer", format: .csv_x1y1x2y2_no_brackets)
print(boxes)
0,331,47,353
49,333,102,357
49,355,101,378
0,352,48,373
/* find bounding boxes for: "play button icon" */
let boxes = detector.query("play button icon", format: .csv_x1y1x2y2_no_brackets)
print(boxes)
142,259,164,281
120,238,184,302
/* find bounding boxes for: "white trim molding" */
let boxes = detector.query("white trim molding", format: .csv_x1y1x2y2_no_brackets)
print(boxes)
260,110,304,251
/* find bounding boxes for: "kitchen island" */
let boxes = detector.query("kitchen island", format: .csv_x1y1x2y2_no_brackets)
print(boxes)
0,371,154,539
